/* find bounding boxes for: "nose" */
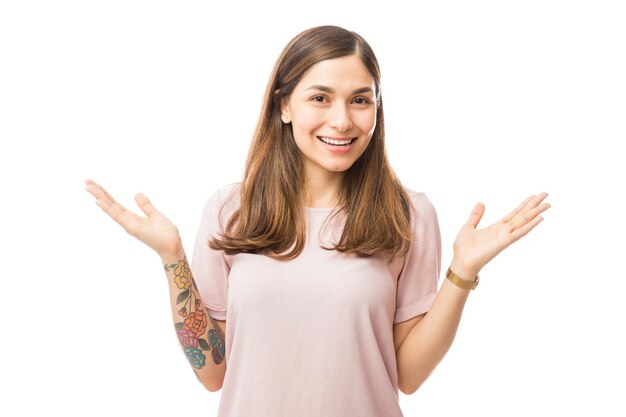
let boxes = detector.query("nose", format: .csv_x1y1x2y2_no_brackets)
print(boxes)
328,103,353,132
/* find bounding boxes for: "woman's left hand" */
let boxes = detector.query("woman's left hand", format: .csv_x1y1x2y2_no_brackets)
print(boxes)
449,192,551,281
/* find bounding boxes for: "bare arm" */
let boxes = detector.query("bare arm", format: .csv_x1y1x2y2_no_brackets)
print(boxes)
84,179,227,392
396,258,472,394
161,245,227,392
396,192,550,394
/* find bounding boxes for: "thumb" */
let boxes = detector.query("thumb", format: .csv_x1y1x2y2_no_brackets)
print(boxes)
135,193,158,217
465,202,485,229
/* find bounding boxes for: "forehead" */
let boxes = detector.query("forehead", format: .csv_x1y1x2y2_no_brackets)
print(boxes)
296,55,375,93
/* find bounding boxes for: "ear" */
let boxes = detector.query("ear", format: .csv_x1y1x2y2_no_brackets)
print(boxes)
280,97,291,124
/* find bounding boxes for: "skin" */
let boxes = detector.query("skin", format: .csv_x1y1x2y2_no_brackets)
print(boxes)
277,53,553,394
396,191,551,394
280,54,377,208
84,179,227,391
84,52,552,394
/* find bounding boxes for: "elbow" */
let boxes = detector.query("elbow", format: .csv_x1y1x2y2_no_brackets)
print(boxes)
399,381,418,396
399,373,429,396
400,381,424,396
199,377,222,393
201,375,223,392
398,377,413,395
193,369,223,393
205,383,223,393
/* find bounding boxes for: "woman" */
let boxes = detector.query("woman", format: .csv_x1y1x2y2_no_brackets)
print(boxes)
85,25,550,417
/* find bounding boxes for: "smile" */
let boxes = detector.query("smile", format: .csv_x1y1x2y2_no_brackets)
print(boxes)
317,136,356,146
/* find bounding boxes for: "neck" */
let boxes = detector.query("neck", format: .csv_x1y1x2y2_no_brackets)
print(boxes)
303,164,344,208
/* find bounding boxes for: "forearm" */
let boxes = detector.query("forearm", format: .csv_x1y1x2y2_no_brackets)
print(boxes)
397,259,477,394
161,245,226,392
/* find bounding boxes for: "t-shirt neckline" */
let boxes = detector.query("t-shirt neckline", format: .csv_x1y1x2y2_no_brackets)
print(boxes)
304,207,336,212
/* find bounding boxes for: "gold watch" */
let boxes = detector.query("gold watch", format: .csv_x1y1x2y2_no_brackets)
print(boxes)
446,267,480,290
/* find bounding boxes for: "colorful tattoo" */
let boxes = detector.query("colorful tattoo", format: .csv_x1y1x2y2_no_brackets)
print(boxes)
166,256,226,369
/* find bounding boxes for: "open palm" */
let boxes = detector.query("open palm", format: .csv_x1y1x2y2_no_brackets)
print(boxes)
451,192,551,277
85,179,182,257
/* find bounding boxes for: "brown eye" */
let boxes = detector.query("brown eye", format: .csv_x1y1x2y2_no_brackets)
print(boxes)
312,96,327,103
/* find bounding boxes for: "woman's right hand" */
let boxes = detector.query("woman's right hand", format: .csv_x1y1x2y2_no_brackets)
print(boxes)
84,179,183,258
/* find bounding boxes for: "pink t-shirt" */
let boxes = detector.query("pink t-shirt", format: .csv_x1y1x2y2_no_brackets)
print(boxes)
191,182,441,417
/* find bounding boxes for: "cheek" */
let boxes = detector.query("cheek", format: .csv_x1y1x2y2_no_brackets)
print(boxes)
355,111,377,135
292,107,323,131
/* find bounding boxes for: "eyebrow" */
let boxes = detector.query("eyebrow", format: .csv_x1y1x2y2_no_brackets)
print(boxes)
304,85,374,95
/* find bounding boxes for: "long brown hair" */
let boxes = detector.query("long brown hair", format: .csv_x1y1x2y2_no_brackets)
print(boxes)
209,25,412,261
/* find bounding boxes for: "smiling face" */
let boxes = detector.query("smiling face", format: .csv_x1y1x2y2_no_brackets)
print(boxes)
280,54,378,184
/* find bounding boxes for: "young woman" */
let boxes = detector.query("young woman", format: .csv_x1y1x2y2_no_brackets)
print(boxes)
85,25,550,417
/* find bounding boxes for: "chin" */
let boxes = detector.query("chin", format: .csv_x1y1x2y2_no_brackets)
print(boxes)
323,162,355,173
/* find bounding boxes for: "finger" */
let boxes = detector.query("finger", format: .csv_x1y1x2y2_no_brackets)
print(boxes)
524,192,549,210
85,180,119,207
100,200,146,240
96,182,122,207
510,201,550,232
510,215,544,242
86,184,142,231
85,183,111,206
465,202,485,229
506,192,549,225
501,195,534,223
93,192,138,227
87,182,128,213
135,193,158,217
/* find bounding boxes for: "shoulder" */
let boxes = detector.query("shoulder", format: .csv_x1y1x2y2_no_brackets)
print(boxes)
201,182,242,225
402,186,439,230
217,182,242,204
204,182,241,206
402,186,436,215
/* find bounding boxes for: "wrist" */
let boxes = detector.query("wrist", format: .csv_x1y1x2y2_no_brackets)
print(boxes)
159,240,184,263
449,257,480,282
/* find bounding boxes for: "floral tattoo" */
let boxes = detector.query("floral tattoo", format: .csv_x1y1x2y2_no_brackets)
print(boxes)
165,257,226,369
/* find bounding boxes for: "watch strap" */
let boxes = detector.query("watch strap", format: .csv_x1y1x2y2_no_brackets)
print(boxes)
446,267,480,290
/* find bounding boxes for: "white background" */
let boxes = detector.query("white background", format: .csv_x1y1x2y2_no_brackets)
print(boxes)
1,0,624,415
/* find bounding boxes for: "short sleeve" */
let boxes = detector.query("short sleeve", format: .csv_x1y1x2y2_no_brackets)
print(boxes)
190,187,231,321
393,191,442,324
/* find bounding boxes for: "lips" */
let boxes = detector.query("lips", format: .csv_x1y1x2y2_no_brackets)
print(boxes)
316,136,357,145
317,136,356,140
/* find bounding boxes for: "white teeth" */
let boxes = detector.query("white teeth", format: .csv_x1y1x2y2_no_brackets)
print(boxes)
318,136,354,145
